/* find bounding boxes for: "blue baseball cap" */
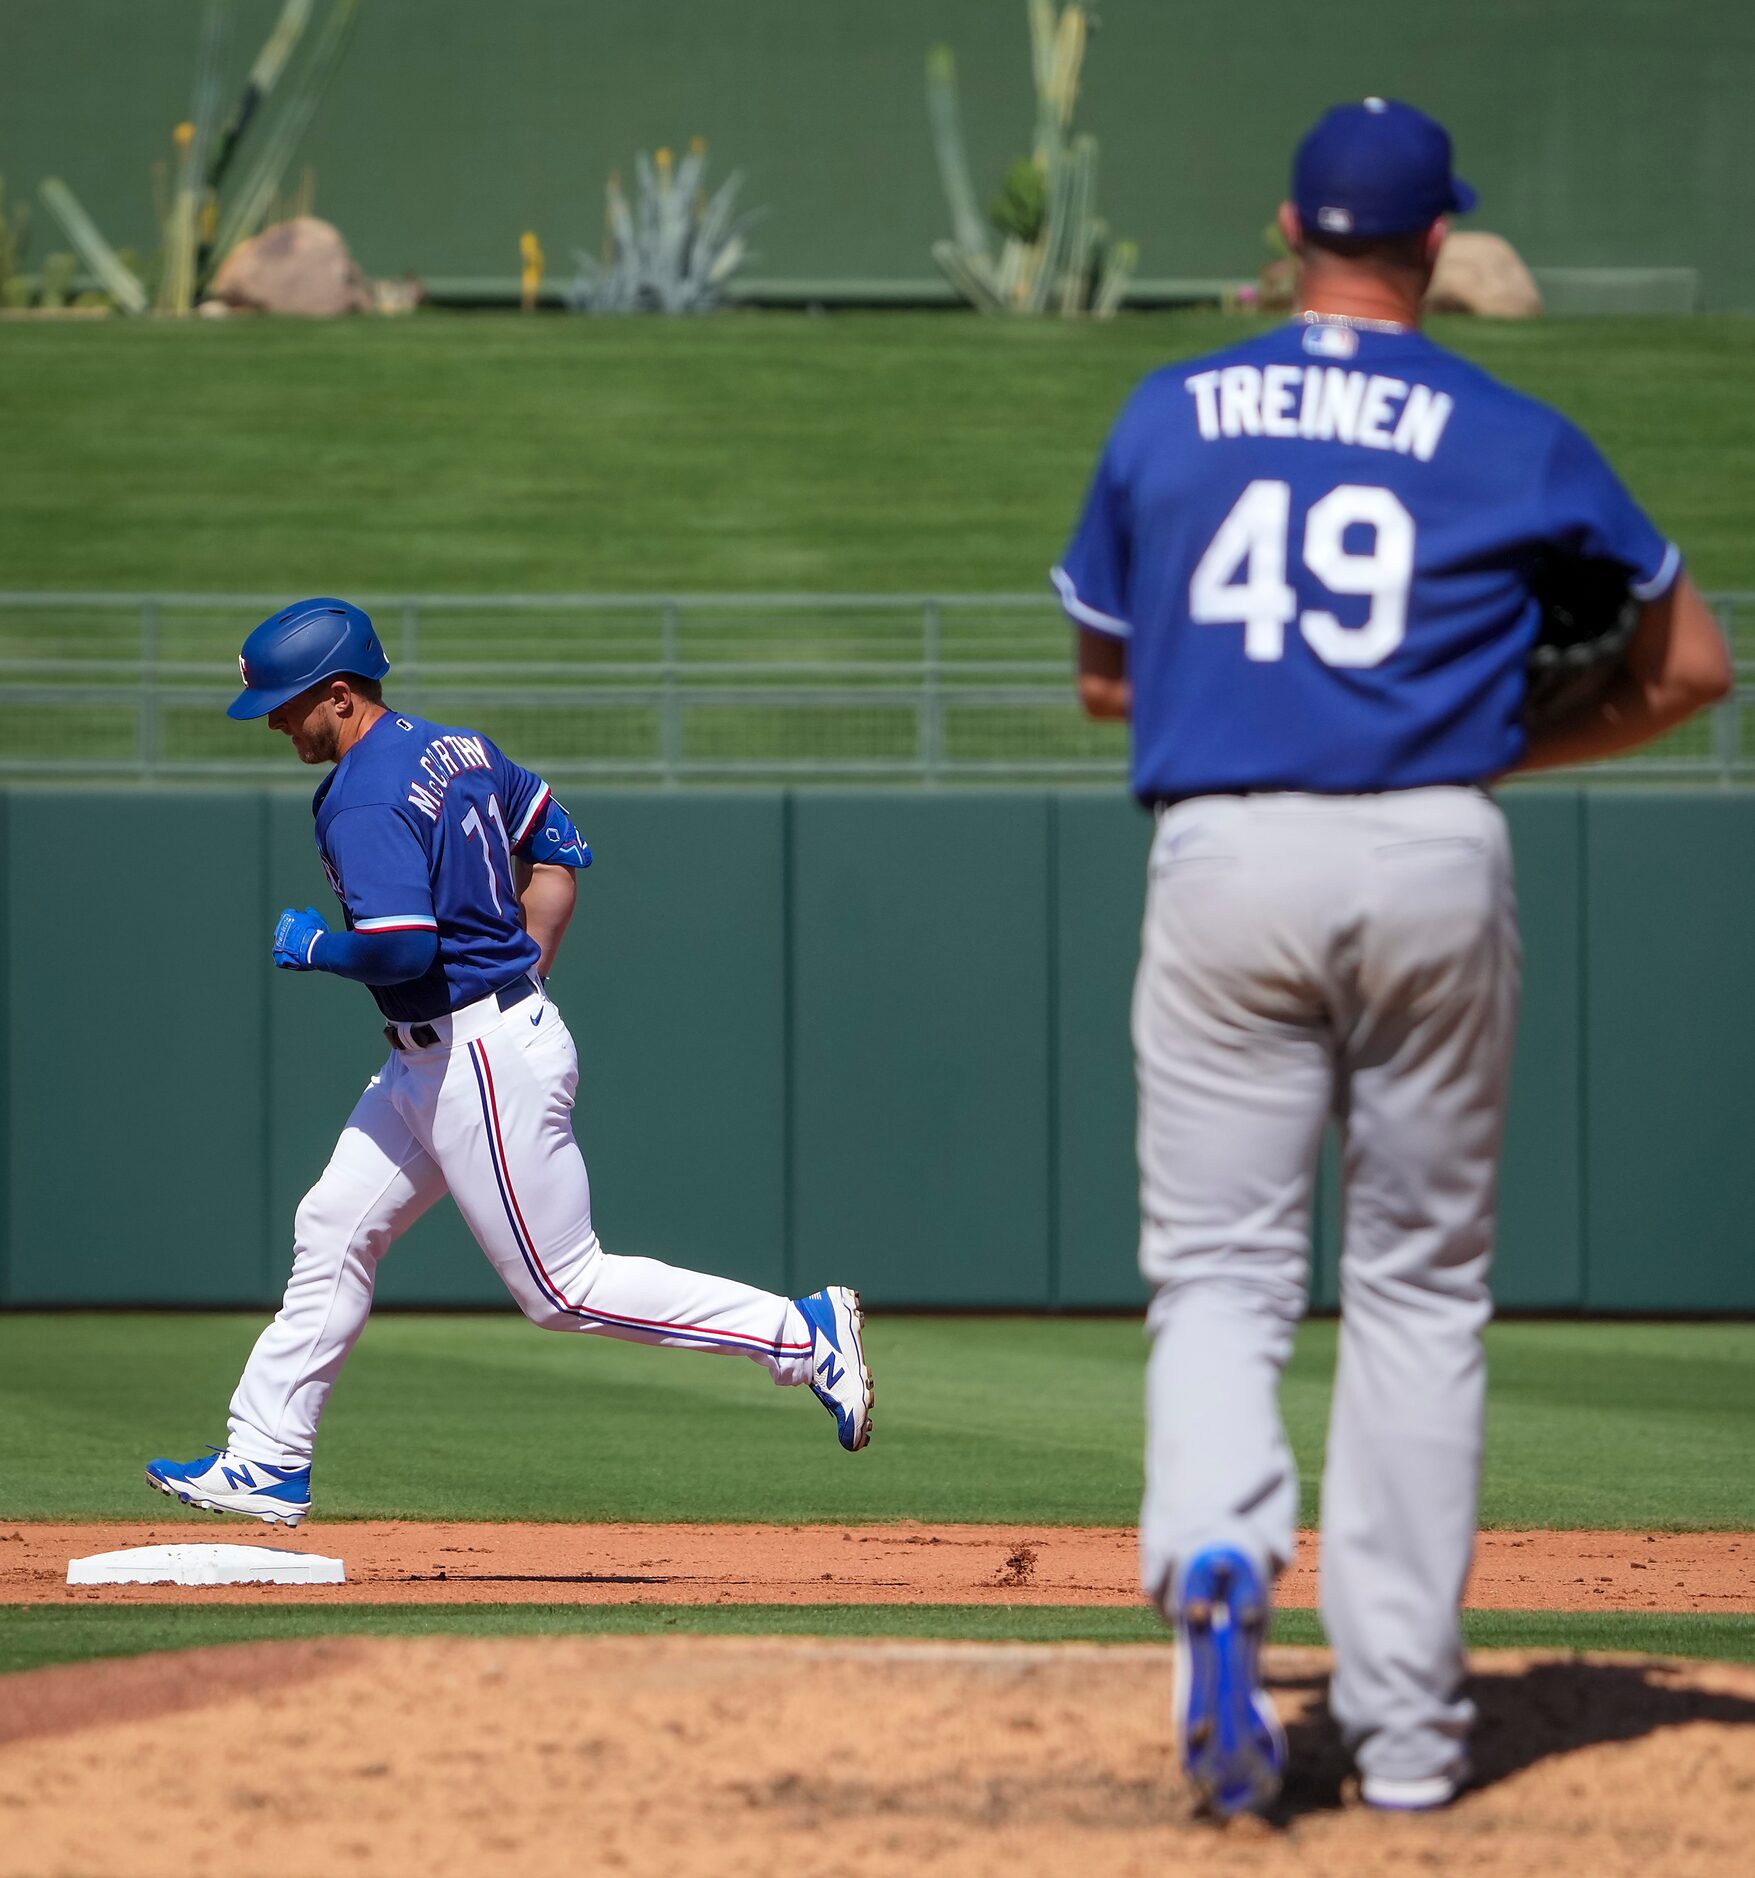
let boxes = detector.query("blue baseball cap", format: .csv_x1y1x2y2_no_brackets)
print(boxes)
1292,97,1476,239
228,597,389,720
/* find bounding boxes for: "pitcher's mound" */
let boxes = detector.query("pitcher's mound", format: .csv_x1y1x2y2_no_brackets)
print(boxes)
2,1638,1750,1876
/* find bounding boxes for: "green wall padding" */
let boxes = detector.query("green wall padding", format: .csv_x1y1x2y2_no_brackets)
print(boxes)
1052,794,1149,1307
1495,793,1588,1307
3,786,1750,1311
558,795,788,1296
5,790,272,1304
790,795,1052,1305
1582,793,1755,1311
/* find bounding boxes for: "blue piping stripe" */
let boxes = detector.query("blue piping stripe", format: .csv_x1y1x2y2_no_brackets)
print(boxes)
467,1041,564,1313
466,1040,808,1359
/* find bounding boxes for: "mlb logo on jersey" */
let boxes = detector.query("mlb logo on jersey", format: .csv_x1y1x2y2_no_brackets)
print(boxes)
1303,323,1358,360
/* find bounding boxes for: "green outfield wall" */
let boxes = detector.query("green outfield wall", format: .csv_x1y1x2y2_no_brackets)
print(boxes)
1,786,1751,1314
6,1,1753,308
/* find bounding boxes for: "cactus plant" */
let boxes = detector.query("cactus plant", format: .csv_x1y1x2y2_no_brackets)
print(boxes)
569,140,762,315
34,0,357,316
37,252,78,311
209,0,361,271
158,0,230,314
196,0,316,283
37,179,148,312
926,3,1138,318
0,177,30,307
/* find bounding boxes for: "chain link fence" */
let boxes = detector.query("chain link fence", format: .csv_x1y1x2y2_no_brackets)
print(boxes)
1,590,1750,786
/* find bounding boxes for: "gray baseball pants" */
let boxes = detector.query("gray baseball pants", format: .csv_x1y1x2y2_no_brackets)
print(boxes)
1133,785,1520,1786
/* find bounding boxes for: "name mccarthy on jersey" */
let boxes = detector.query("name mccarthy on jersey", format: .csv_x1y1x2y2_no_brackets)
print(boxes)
1184,363,1454,462
404,730,495,822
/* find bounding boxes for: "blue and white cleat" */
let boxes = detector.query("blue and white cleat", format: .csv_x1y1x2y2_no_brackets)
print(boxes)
793,1285,874,1451
145,1447,312,1527
1174,1544,1286,1818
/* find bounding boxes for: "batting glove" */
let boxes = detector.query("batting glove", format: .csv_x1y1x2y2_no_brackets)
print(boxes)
272,906,329,970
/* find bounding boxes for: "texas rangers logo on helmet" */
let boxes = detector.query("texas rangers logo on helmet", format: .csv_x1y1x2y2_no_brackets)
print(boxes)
239,654,252,686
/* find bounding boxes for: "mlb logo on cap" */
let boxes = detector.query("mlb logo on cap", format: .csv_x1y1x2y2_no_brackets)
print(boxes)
1294,96,1476,239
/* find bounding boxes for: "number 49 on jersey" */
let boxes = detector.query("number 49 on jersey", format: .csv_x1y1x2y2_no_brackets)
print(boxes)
1190,479,1415,669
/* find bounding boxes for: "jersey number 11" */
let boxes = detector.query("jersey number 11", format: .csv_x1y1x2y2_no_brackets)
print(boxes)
461,795,514,914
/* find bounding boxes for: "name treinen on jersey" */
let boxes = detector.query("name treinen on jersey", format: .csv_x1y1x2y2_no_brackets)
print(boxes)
1185,364,1454,462
404,732,495,822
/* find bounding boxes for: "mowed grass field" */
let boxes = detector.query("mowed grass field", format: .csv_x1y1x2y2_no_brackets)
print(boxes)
2,318,1751,1675
1,312,1749,778
8,1607,1751,1681
2,1313,1749,1528
2,1314,1752,1673
1,312,1752,595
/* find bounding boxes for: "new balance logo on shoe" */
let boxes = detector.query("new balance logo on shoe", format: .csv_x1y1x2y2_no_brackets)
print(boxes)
791,1285,871,1453
221,1464,258,1493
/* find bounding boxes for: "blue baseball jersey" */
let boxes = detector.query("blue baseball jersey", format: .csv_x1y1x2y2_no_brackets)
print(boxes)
311,713,555,1023
1053,319,1679,801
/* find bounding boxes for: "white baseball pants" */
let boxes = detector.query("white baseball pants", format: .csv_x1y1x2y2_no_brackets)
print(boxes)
1133,786,1520,1787
229,977,813,1465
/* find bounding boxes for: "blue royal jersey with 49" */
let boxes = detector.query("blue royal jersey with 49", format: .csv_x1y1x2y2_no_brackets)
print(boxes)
311,712,554,1022
1053,319,1679,801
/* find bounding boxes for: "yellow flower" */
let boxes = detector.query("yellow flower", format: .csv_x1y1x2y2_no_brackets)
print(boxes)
173,121,194,151
519,231,544,310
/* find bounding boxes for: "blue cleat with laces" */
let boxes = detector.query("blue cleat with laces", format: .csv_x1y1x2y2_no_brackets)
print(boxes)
145,1447,312,1527
792,1286,874,1451
1175,1544,1286,1817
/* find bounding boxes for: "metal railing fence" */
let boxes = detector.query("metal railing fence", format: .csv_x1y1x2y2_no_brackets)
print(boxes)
0,590,1750,786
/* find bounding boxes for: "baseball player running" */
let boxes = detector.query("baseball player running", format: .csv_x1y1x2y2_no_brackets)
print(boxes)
1055,100,1731,1816
148,600,873,1524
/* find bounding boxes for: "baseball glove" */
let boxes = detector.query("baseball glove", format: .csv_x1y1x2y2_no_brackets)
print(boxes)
1524,555,1641,731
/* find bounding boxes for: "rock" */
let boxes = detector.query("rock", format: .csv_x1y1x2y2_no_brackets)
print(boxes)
1424,230,1543,319
211,216,372,317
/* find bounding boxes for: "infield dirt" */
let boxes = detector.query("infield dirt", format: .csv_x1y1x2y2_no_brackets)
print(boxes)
2,1636,1752,1876
6,1521,1751,1609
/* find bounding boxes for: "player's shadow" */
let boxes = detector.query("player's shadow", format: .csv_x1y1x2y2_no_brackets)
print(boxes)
406,1572,681,1587
1270,1657,1755,1820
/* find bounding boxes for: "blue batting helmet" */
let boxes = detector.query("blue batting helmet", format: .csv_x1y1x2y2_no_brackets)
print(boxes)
228,597,390,720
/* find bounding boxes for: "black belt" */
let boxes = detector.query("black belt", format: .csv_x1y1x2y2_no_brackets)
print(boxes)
384,975,539,1052
1146,783,1488,812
